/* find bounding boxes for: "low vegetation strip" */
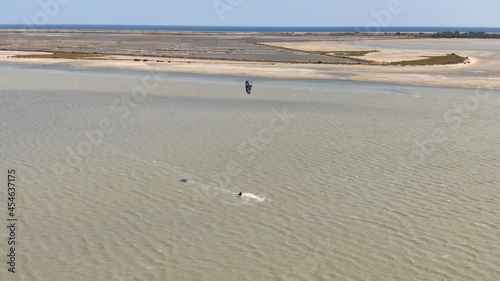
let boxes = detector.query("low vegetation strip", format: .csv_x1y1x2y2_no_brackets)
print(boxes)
11,50,469,66
312,50,379,56
13,52,101,59
388,53,469,66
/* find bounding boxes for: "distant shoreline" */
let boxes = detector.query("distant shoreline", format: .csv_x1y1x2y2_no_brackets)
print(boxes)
1,24,500,33
2,28,500,39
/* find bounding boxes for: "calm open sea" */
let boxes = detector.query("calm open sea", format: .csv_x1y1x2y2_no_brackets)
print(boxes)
0,24,500,33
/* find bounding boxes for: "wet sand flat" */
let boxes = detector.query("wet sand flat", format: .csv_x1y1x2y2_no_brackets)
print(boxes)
0,31,359,63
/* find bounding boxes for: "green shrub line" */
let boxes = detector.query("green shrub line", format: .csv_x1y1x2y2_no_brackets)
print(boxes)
312,50,380,56
13,51,100,59
388,53,469,66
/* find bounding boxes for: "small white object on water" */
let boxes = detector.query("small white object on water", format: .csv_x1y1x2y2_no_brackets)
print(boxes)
238,192,266,202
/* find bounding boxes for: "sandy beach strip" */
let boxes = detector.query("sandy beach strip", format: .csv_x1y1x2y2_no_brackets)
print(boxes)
1,51,499,89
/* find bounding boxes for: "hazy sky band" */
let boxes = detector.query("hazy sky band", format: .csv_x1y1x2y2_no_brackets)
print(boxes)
0,0,499,27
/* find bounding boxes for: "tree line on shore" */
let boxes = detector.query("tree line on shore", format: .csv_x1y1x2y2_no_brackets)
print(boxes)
391,31,500,39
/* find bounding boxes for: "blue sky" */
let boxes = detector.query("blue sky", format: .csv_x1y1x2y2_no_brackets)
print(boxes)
0,0,499,27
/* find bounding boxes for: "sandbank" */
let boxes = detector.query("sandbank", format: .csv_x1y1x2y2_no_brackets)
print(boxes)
1,31,499,89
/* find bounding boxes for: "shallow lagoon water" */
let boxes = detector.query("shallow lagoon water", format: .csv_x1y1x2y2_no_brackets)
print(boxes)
1,63,500,280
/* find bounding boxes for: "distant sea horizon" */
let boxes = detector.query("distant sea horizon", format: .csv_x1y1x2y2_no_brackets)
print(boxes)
0,24,499,33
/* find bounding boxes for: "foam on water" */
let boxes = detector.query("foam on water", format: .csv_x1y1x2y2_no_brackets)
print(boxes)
239,192,266,202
